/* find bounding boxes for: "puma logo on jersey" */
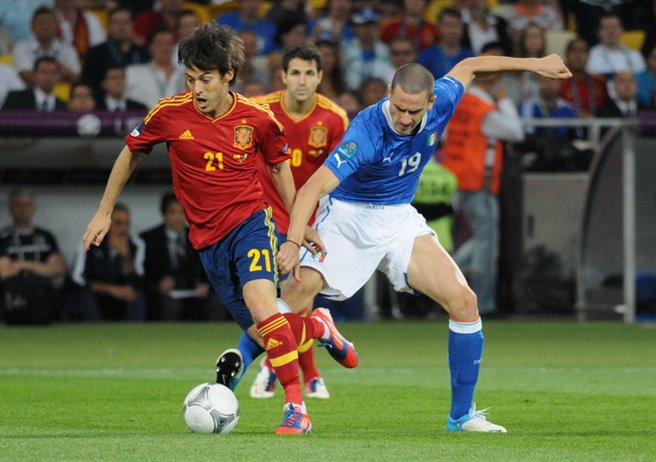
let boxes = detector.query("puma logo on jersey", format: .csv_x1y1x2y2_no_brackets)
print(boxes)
179,129,194,140
382,151,394,163
334,153,348,168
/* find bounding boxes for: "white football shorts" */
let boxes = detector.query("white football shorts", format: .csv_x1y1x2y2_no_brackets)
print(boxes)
299,196,438,300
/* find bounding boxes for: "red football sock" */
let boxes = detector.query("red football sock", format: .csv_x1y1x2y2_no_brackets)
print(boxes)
256,313,302,405
298,308,320,382
262,312,324,375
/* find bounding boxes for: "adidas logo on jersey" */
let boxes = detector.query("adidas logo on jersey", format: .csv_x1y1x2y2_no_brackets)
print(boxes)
179,130,194,140
265,338,282,350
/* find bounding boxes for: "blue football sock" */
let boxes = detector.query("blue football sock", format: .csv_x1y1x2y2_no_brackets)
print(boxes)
448,318,484,420
233,331,264,390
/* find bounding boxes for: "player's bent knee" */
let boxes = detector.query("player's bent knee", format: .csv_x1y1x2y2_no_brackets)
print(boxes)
445,286,479,321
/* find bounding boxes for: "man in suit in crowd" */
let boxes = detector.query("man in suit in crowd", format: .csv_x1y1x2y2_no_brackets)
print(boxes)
139,192,214,321
95,64,147,111
2,57,67,111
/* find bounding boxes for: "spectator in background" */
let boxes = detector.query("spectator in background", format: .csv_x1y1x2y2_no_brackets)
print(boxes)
343,8,395,90
308,0,354,43
586,13,646,79
596,71,638,118
125,27,185,108
516,22,546,101
520,75,581,139
80,7,150,101
570,0,628,47
71,203,146,321
67,81,96,111
215,0,277,56
267,17,308,72
2,57,67,111
241,79,267,97
460,0,512,55
636,44,656,109
501,0,563,47
12,6,80,85
315,39,346,101
140,192,212,321
335,89,362,117
0,63,25,108
560,37,608,117
0,189,67,324
418,8,474,79
133,0,184,45
266,0,308,31
442,59,524,315
52,0,106,60
0,0,54,43
234,29,271,92
379,0,439,51
96,65,148,111
388,36,418,71
359,76,388,107
172,9,201,69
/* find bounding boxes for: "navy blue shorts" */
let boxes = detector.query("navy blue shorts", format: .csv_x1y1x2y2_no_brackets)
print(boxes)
199,208,279,331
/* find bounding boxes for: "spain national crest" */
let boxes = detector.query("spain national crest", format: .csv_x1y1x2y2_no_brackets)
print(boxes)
233,125,253,150
308,126,328,148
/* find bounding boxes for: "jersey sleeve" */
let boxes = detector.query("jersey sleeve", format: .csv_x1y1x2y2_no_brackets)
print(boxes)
124,105,167,154
323,113,377,182
433,76,465,123
258,109,291,165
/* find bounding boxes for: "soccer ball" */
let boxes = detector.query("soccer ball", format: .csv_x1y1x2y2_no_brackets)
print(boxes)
182,383,240,434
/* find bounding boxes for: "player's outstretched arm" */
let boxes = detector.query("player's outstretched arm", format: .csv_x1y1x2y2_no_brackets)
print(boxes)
82,146,142,251
277,166,340,280
447,54,572,89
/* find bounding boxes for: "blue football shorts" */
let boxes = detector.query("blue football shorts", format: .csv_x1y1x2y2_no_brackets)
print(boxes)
199,208,279,330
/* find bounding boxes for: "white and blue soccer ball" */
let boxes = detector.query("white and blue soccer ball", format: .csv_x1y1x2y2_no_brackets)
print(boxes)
183,383,240,434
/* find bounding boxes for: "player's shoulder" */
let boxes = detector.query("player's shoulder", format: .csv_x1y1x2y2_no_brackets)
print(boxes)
251,91,283,107
315,94,349,121
143,91,194,124
235,93,279,117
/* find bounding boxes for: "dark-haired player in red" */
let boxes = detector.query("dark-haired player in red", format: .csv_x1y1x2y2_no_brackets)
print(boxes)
82,23,357,435
215,43,349,401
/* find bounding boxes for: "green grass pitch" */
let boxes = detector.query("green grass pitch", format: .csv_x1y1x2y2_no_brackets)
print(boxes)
1,320,655,461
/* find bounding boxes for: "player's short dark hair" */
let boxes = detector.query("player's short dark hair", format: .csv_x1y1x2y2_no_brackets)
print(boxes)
178,23,245,85
282,43,323,73
160,192,179,216
391,63,434,99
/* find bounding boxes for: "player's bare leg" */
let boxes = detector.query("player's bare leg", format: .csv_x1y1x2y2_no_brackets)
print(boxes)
407,235,506,433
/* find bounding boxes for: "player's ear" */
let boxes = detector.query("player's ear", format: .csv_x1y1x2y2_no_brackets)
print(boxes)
427,94,436,111
223,68,235,83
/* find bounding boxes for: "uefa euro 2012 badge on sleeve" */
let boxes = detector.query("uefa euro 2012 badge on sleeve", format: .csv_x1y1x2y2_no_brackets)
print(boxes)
333,140,357,168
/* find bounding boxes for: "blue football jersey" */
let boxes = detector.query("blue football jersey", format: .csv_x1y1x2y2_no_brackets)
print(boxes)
324,76,464,204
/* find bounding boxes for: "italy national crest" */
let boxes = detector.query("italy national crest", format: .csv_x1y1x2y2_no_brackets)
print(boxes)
233,125,253,150
308,125,328,149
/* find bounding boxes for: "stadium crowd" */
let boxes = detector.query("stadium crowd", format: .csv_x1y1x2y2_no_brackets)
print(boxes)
0,0,654,324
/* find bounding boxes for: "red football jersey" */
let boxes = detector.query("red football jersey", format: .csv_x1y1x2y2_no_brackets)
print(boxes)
125,91,290,249
253,91,348,234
